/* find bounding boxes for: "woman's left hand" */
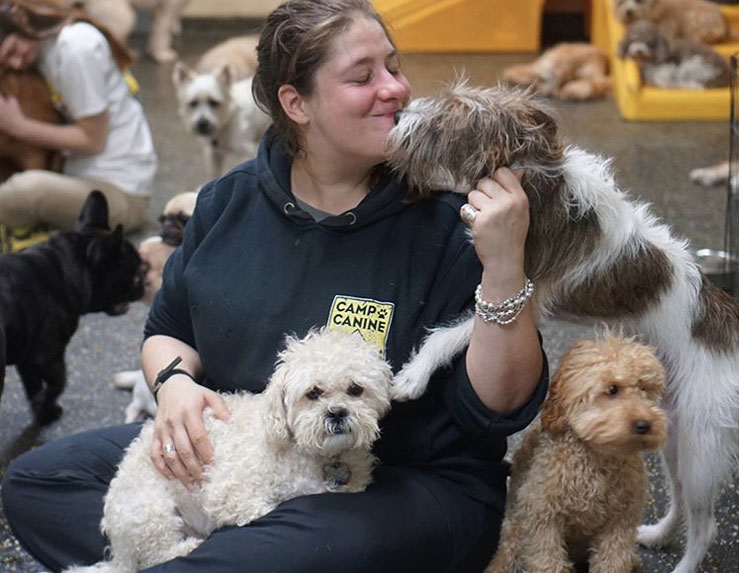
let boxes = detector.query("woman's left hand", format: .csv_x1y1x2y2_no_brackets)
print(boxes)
462,167,529,283
0,95,27,137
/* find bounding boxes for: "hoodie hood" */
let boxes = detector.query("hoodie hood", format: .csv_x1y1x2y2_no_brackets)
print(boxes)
256,133,410,231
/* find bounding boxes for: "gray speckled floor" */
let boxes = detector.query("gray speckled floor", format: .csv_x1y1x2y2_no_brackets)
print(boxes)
1,17,738,573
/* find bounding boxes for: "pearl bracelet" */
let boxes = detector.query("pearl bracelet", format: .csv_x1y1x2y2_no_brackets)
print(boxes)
474,278,535,325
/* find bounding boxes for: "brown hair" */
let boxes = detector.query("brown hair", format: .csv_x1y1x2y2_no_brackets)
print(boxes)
0,0,135,70
252,0,394,157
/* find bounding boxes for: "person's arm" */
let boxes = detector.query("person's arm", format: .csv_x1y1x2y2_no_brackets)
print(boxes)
0,95,108,154
142,334,230,491
464,167,543,414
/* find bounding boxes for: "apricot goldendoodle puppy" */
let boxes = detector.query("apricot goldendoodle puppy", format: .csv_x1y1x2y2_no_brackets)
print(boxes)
486,334,667,573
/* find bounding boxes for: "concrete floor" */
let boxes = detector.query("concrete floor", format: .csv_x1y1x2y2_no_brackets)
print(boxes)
0,17,738,573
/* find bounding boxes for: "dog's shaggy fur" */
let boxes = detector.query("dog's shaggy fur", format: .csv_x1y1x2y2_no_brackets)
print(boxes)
502,43,612,101
613,0,732,45
485,334,667,573
618,20,730,89
65,328,392,573
387,80,739,573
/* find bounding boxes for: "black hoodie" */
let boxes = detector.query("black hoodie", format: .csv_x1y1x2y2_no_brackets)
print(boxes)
145,135,548,510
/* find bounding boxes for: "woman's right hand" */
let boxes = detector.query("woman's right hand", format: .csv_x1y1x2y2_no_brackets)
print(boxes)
149,375,230,490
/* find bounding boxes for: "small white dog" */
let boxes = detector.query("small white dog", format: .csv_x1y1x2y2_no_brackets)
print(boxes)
67,328,393,573
173,36,270,179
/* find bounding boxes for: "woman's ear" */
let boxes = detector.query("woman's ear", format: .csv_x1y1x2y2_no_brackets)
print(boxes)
278,84,309,125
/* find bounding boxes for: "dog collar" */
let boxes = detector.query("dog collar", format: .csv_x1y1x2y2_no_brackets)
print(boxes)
323,459,351,489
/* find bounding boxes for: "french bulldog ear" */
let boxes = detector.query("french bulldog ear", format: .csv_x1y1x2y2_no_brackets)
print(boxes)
172,61,196,86
262,366,291,447
85,224,124,267
75,190,110,232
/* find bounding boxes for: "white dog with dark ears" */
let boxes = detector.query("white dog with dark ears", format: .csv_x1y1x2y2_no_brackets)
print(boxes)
387,80,738,573
64,328,392,573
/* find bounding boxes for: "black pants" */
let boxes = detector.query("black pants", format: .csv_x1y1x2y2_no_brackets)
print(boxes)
2,424,502,572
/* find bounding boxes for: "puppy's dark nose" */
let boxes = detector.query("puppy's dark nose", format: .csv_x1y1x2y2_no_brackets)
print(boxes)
634,420,651,434
327,408,348,421
195,118,213,136
394,110,403,125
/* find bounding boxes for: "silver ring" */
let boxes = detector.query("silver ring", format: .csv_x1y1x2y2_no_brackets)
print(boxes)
162,443,176,454
460,203,477,224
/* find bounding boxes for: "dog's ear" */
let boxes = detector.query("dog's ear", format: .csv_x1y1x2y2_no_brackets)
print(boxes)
539,371,567,433
75,190,111,232
215,65,232,88
262,365,291,447
172,61,196,87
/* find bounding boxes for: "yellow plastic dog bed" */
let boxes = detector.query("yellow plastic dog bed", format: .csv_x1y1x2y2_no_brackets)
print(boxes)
594,0,739,121
375,0,547,53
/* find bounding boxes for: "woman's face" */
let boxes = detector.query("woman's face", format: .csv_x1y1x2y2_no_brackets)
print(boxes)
299,17,411,167
0,34,40,70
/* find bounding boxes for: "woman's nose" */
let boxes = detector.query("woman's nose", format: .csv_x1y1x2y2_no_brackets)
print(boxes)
378,71,409,101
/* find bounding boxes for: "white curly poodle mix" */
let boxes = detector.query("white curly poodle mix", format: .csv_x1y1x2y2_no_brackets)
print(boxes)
64,328,393,573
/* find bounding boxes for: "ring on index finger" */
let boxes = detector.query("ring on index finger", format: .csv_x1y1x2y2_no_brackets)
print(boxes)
460,203,478,225
162,443,177,455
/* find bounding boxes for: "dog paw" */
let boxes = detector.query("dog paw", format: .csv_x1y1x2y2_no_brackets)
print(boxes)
34,403,63,426
636,522,674,548
689,167,723,187
390,368,429,401
148,47,178,64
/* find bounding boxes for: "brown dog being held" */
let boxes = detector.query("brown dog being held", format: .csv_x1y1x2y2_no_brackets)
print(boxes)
0,69,64,182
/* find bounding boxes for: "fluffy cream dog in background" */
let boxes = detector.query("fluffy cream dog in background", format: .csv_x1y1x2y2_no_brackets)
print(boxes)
613,0,732,44
486,334,667,573
502,43,612,101
66,0,190,63
66,328,393,573
388,80,739,573
172,35,270,178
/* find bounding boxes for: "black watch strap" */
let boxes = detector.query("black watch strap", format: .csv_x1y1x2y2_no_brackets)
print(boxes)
152,356,196,403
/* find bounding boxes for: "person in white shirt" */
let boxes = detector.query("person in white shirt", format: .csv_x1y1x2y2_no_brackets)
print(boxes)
0,0,157,232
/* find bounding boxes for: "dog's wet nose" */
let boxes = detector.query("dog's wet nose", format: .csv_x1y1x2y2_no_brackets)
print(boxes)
194,118,213,136
634,420,651,434
327,407,348,421
394,110,403,125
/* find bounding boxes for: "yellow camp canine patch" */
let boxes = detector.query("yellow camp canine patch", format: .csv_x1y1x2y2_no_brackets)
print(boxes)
327,295,394,356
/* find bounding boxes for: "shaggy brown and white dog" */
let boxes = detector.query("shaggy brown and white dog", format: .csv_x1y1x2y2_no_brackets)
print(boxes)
502,42,612,101
387,80,739,573
618,20,730,89
613,0,732,45
486,334,667,573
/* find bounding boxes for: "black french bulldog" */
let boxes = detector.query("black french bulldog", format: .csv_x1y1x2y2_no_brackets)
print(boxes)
0,191,145,425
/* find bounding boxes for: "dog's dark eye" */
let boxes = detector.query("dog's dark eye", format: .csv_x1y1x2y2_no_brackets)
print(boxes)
208,98,221,108
306,387,323,401
347,383,364,397
607,385,619,396
188,100,198,109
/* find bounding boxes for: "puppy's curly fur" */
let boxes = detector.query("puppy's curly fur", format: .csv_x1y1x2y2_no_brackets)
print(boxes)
486,334,667,573
502,43,612,101
66,328,392,573
613,0,732,45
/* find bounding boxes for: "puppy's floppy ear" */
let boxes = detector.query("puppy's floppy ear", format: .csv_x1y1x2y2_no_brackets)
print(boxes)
262,365,291,446
539,369,567,433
